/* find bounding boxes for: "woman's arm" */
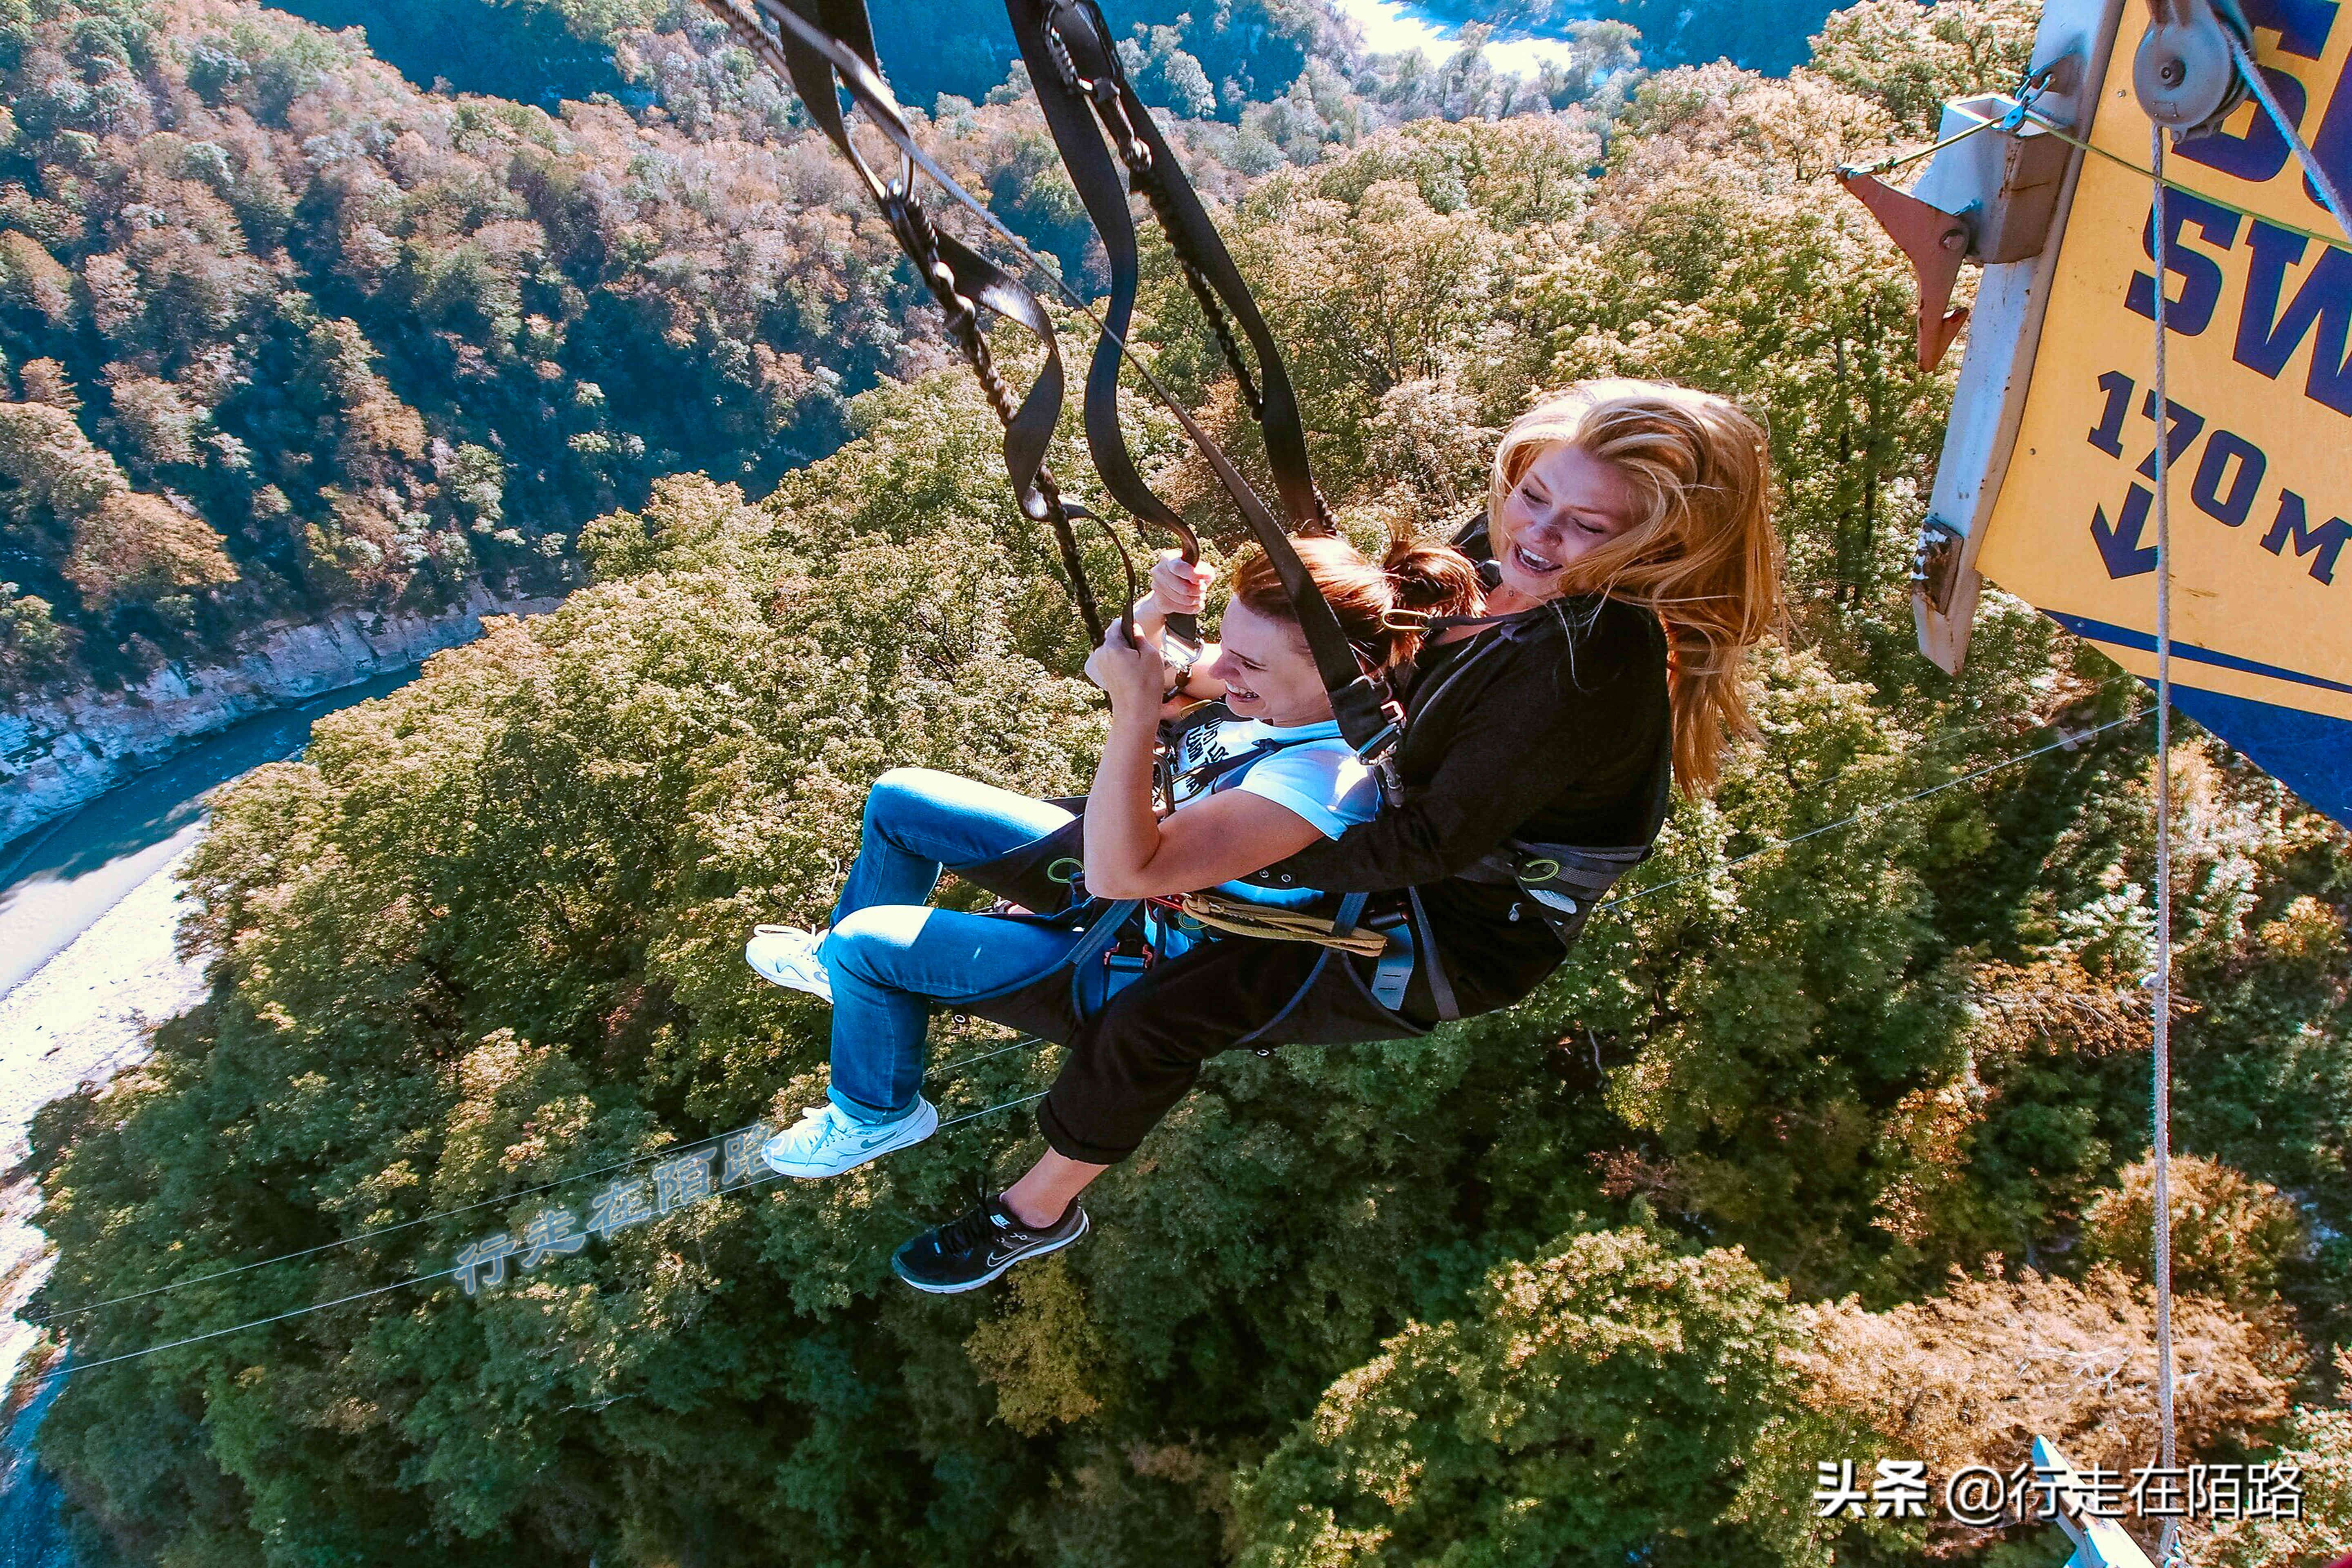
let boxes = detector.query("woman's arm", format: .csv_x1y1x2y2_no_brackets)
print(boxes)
1080,625,1325,899
1275,615,1665,893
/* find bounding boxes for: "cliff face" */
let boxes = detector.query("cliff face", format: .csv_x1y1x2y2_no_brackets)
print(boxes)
0,586,562,849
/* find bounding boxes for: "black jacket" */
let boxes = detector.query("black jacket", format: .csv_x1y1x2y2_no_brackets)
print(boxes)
1270,584,1673,1015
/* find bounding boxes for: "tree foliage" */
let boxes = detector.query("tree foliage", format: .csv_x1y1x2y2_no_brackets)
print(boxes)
15,3,2352,1564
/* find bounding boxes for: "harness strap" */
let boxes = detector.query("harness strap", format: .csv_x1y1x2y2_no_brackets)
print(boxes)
1018,0,1327,533
1369,915,1416,1012
961,895,1143,1006
706,0,1108,639
1405,885,1459,1021
1001,0,1406,771
1331,890,1367,941
710,0,1404,769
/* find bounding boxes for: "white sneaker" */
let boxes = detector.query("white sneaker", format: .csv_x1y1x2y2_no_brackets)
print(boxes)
762,1096,939,1178
747,924,832,1004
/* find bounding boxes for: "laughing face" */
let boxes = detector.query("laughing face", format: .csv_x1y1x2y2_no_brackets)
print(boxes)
1490,442,1644,606
1204,598,1331,728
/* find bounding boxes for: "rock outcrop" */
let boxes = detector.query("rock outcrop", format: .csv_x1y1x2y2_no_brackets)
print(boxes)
0,586,561,849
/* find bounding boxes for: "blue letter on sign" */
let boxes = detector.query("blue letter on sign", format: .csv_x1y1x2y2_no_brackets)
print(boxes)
2129,193,2242,336
2261,491,2352,583
2234,223,2352,416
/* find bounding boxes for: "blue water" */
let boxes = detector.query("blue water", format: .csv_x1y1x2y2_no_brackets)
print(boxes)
0,669,423,1002
0,1372,74,1568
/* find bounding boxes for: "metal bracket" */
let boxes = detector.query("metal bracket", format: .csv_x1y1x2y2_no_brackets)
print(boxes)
1839,75,2081,372
1912,516,1967,614
1838,168,1974,371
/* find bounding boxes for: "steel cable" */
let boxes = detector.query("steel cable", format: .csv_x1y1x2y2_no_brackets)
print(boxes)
21,1033,1048,1329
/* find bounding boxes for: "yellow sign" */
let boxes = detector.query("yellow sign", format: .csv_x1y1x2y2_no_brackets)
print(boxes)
1975,0,2352,815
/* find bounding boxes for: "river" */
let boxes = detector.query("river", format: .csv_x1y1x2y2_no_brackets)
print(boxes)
0,667,429,1565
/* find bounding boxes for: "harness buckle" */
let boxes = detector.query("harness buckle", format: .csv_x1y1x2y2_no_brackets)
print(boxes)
1102,928,1155,975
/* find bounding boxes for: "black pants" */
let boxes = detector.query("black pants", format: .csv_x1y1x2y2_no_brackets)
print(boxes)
973,932,1432,1166
952,812,1438,1165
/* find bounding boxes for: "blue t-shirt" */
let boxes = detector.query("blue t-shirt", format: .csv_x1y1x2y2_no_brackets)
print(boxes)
1152,714,1380,958
1166,715,1381,840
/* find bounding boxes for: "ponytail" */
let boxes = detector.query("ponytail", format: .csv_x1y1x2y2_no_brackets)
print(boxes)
1376,533,1482,665
1229,529,1481,673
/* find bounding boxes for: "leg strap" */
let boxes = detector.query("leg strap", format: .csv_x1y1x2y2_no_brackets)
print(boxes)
1405,886,1459,1021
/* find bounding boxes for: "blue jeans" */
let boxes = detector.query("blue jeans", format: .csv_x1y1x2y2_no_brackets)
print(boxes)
819,769,1083,1123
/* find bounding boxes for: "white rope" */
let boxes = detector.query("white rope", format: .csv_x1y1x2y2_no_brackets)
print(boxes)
2227,34,2352,247
2149,121,2184,1565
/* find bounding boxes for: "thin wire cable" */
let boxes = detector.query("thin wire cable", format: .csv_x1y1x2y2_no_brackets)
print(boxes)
20,1120,758,1327
2149,123,2183,1565
2022,107,2352,255
16,1081,1060,1394
26,1031,1046,1329
18,1269,459,1392
940,1090,1049,1130
931,1035,1044,1079
1845,104,2006,178
2228,34,2352,247
1592,710,2152,914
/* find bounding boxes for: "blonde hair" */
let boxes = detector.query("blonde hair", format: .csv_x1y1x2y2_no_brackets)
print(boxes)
1489,379,1783,795
1231,532,1482,672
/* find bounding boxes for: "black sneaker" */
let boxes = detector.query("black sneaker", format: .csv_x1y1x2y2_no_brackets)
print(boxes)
891,1194,1089,1294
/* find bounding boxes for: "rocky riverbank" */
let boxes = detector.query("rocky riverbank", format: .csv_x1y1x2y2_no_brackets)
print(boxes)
0,587,562,849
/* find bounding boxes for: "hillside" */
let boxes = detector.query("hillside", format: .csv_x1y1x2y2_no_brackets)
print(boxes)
11,0,2350,1558
0,0,1633,735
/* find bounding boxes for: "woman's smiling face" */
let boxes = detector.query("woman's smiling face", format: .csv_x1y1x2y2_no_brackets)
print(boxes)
1490,442,1643,604
1204,599,1331,727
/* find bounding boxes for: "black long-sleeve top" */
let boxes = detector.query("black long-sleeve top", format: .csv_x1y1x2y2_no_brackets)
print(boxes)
1269,590,1673,1015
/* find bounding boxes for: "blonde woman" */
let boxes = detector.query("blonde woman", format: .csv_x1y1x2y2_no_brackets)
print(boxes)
889,377,1784,1292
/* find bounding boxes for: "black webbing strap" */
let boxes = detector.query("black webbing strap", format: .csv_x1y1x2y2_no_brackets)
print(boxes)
1002,0,1198,569
701,0,1107,640
1005,0,1404,770
1020,0,1327,535
702,0,1403,772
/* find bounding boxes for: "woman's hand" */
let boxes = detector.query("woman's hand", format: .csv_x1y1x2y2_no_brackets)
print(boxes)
1129,552,1207,645
1149,552,1209,620
1083,618,1166,719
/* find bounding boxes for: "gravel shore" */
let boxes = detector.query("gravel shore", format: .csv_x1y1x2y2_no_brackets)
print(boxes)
0,852,208,1394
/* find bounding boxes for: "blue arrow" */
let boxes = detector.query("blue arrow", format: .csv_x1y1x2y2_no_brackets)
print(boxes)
2091,484,2159,577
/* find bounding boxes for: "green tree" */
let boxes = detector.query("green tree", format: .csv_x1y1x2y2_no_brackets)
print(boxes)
1231,1227,1838,1567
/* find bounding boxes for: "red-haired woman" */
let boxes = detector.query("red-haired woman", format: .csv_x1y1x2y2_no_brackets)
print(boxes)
744,533,1478,1218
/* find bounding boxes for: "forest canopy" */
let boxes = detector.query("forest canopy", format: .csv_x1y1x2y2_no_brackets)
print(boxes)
0,0,1636,696
11,0,2352,1563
